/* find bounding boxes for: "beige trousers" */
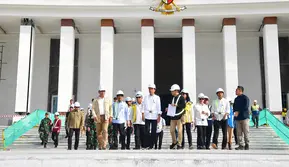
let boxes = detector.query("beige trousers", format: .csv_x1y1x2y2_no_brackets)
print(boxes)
236,119,250,146
170,119,183,145
96,115,109,149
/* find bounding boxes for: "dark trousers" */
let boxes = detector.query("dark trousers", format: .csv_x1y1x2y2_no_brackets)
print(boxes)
213,119,228,148
234,127,238,144
181,123,192,147
197,126,206,148
68,128,80,150
51,132,59,147
126,127,133,149
112,123,125,149
145,119,157,148
252,115,259,127
134,124,145,149
155,131,164,149
205,124,212,149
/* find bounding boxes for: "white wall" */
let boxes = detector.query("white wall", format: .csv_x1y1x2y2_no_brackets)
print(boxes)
77,35,100,107
0,32,263,125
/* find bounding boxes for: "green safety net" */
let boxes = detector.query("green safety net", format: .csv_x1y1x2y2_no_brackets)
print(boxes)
2,109,46,148
2,110,68,149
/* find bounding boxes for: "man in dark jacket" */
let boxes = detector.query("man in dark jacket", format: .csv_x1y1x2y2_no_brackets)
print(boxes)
233,86,250,150
168,84,186,149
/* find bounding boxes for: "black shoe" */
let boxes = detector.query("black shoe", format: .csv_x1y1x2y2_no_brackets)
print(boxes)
41,142,44,145
126,148,130,150
221,147,226,150
228,143,232,150
170,143,178,149
133,147,140,150
54,145,57,148
256,126,258,128
245,144,249,150
177,145,182,150
68,148,72,150
235,146,244,150
206,147,210,150
44,144,47,148
197,146,202,150
65,136,68,138
121,147,126,150
74,148,78,150
158,147,161,150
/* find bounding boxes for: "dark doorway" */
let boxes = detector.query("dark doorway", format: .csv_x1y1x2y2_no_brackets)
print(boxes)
47,39,79,113
154,38,183,123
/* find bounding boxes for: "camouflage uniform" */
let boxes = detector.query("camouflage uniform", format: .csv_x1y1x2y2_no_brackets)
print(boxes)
38,117,52,147
85,111,98,150
108,123,114,149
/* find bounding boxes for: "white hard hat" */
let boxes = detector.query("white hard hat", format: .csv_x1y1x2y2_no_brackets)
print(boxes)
80,108,84,111
148,84,156,89
135,91,143,97
74,102,80,107
55,112,60,116
181,89,188,93
88,103,92,108
254,100,257,103
203,95,209,100
170,84,180,91
70,104,74,108
98,85,105,91
198,93,205,98
116,90,124,96
216,88,224,93
125,97,132,102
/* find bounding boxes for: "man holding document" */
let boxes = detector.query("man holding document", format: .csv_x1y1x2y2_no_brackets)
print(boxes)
167,84,186,149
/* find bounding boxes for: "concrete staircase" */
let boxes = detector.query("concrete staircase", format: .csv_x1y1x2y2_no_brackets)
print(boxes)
1,125,288,150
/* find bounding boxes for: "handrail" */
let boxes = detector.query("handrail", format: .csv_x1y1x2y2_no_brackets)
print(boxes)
2,109,47,149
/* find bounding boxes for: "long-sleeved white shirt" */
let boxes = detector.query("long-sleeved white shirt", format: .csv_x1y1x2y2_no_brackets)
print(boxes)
193,103,210,126
211,98,230,121
143,94,162,120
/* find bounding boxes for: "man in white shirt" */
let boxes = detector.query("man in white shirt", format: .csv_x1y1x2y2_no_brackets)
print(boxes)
132,91,145,149
111,90,128,150
143,84,162,149
211,88,230,150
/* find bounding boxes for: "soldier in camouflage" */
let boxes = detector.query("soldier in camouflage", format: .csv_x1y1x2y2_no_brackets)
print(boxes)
108,123,114,149
39,112,52,148
85,105,98,150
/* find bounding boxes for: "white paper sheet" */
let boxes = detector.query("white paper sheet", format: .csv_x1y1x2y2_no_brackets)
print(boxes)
167,104,176,117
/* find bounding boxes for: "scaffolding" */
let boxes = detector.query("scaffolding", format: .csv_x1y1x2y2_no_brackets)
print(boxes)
0,42,6,81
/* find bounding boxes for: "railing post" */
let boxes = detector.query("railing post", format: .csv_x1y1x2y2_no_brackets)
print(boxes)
2,129,6,150
265,108,268,126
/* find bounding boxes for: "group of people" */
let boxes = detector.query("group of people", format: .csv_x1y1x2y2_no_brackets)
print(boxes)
38,83,257,151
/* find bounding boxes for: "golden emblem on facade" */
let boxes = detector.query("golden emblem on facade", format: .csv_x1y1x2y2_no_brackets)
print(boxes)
149,0,187,15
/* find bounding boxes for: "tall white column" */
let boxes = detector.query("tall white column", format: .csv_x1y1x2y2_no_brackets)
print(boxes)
100,19,114,99
182,19,196,103
15,18,35,113
263,17,282,112
57,19,75,112
222,18,239,100
141,19,154,94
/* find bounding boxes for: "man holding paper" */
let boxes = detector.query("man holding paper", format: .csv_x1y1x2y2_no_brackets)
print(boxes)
168,84,186,149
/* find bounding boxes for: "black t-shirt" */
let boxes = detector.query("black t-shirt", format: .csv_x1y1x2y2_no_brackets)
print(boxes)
171,95,186,120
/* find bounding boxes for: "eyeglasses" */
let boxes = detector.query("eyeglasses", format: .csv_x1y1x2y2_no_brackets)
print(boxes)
136,97,142,99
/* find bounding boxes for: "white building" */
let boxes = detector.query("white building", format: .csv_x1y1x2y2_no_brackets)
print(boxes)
0,0,288,124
